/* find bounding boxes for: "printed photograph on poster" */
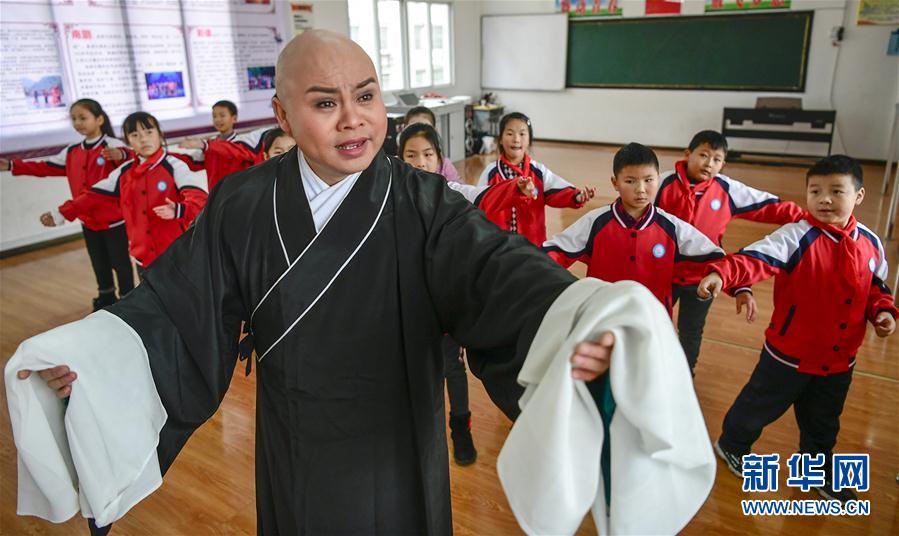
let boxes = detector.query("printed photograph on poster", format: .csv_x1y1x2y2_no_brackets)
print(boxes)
706,0,791,12
557,0,622,17
145,71,186,100
247,66,275,90
21,76,66,110
857,0,899,25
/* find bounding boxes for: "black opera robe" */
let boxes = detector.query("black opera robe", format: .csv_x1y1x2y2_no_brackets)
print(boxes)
105,147,576,534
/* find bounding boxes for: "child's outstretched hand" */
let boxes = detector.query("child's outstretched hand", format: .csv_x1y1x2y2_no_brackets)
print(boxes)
517,176,537,199
101,147,127,162
873,311,896,337
0,158,10,171
736,292,757,323
697,272,722,299
570,331,615,381
575,186,596,205
179,138,205,150
152,198,177,220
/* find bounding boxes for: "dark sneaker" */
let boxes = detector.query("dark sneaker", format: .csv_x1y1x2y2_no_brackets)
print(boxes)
449,413,477,466
714,440,744,478
92,290,118,311
814,477,858,503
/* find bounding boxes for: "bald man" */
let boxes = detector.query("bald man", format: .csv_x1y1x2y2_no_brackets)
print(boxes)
9,31,615,534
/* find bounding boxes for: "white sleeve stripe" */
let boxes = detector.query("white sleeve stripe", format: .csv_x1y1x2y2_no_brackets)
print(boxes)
659,210,724,258
542,206,611,255
167,156,208,192
739,221,813,267
718,175,780,210
46,145,72,167
535,161,576,191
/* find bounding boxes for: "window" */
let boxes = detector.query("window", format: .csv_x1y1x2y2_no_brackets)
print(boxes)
348,0,452,90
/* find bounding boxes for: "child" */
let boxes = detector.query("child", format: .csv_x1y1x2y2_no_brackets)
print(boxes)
262,128,296,160
655,130,804,373
479,112,595,246
698,155,897,502
42,112,208,273
403,106,461,184
0,98,134,310
398,122,534,466
178,101,269,191
399,123,535,208
543,142,726,316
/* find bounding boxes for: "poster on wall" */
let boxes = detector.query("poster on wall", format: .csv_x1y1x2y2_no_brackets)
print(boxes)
705,0,791,12
556,0,622,17
290,2,314,36
857,0,899,25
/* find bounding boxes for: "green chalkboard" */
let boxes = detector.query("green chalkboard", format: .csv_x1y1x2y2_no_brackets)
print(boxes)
567,11,814,91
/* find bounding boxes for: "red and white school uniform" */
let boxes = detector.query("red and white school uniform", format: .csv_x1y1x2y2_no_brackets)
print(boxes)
60,149,208,267
10,136,130,230
655,160,804,246
709,214,899,376
478,154,586,246
175,127,272,191
543,200,723,314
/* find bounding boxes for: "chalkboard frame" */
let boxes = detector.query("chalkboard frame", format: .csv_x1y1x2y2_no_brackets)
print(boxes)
566,11,814,92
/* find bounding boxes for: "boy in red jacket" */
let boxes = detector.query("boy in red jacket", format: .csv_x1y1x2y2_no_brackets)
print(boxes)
698,155,897,503
655,130,804,373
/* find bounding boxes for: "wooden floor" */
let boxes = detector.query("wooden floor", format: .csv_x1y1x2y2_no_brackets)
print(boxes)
1,143,897,535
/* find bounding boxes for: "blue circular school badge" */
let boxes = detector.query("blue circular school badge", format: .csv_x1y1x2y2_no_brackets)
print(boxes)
710,198,722,211
95,156,105,166
868,258,877,272
157,180,168,192
652,243,666,259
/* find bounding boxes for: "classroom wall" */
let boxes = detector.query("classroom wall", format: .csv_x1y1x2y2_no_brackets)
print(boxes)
479,0,899,161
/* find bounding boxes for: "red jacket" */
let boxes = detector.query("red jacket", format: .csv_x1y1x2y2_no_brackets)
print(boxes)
655,160,804,246
709,215,899,376
544,200,724,314
11,136,130,230
478,154,586,246
173,127,272,191
60,149,208,266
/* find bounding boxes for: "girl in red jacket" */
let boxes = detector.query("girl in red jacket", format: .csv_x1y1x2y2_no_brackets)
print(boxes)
478,112,595,246
0,99,134,310
41,112,208,275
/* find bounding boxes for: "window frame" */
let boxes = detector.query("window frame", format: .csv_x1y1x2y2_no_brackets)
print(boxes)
350,0,454,92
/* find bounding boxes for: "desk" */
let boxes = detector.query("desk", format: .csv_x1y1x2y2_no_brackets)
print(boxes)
722,107,836,159
386,97,470,163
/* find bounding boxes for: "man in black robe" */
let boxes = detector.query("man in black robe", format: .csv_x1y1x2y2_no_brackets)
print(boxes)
18,30,614,534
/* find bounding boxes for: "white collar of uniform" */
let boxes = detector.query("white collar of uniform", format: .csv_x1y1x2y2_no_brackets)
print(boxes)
83,135,104,148
136,148,167,170
296,150,362,203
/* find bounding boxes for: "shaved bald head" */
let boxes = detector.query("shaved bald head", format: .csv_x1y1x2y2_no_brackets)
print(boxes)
271,30,386,184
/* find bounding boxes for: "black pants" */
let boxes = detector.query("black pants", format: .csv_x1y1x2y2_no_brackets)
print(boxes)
719,347,853,458
442,335,469,416
82,225,134,297
672,284,714,371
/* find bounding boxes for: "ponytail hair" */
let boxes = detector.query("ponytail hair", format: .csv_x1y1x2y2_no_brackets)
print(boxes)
71,98,115,139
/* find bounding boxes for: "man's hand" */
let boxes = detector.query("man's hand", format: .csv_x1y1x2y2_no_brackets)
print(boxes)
17,365,77,398
570,331,614,381
697,272,723,299
873,311,896,337
736,292,757,323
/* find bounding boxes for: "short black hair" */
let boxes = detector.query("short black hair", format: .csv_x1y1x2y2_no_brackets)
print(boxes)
122,112,165,146
212,100,238,116
262,128,289,154
404,106,435,126
688,130,728,154
806,154,863,190
613,142,659,176
398,122,444,163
